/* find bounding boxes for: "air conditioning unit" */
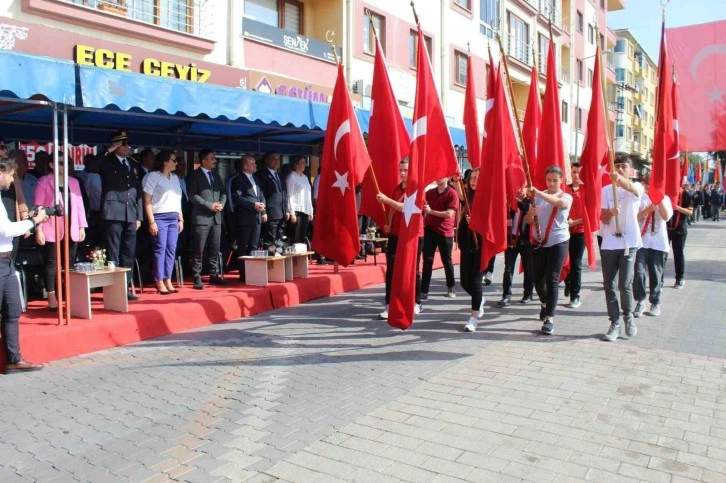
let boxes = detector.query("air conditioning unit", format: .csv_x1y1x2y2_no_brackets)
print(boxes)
351,79,364,94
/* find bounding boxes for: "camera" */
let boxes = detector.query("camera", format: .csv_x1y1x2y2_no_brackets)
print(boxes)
30,204,64,218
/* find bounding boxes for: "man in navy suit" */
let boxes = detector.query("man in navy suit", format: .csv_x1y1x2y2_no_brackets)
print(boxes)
256,152,288,246
231,155,266,282
100,130,143,300
187,149,227,290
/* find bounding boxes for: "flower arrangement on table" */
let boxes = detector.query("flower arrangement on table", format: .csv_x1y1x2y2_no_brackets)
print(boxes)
366,226,377,239
89,248,107,269
266,238,290,256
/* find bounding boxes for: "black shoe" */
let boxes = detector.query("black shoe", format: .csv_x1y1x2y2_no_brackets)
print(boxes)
209,276,228,286
420,293,429,301
497,297,511,307
541,320,554,335
127,291,140,301
193,278,204,290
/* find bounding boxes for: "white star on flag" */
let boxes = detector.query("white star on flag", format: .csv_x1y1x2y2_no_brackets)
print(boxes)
401,190,421,226
332,170,350,196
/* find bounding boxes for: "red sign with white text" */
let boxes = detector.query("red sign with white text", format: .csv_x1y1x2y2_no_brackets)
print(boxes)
18,142,96,171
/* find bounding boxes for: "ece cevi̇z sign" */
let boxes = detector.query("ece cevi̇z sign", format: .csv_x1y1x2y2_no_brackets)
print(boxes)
74,45,211,83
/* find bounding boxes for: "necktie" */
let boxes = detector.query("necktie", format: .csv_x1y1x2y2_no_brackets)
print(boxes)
274,171,280,189
122,158,129,173
207,170,214,187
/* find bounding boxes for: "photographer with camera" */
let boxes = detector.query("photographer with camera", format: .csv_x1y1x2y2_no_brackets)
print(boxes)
0,156,48,373
34,153,87,311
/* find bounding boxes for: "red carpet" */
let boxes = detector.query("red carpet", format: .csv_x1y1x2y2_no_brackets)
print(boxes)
5,250,459,366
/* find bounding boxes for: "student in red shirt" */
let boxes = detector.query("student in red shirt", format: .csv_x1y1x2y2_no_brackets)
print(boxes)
420,177,459,300
564,163,585,308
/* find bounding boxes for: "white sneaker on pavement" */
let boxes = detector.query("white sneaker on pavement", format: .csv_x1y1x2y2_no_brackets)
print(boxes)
464,317,478,332
478,296,486,318
378,305,388,320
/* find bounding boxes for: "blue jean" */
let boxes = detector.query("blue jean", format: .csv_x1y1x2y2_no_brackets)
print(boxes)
0,259,23,363
152,212,179,282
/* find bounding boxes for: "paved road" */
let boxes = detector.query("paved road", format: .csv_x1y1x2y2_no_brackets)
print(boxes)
1,223,725,482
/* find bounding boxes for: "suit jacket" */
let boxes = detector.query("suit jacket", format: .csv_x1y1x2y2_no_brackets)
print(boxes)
255,168,287,220
231,172,266,226
187,167,226,225
99,152,144,223
35,175,88,242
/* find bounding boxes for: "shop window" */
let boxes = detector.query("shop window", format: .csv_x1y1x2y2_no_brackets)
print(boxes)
363,11,385,55
245,0,303,34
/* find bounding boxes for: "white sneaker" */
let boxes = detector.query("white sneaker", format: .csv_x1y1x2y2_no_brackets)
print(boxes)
478,296,486,318
633,300,645,318
464,317,478,332
414,303,422,315
378,305,389,319
648,304,660,316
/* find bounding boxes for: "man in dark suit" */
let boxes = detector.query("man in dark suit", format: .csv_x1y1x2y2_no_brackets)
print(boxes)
100,130,143,301
256,152,288,246
231,155,266,282
188,149,227,290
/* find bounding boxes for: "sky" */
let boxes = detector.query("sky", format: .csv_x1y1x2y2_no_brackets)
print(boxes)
608,0,725,60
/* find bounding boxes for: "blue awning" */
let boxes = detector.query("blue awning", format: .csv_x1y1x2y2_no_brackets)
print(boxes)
0,50,76,104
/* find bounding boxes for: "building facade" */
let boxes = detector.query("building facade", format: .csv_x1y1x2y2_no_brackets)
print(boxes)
613,28,657,164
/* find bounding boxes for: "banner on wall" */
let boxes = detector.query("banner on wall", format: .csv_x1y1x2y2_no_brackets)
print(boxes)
17,142,97,171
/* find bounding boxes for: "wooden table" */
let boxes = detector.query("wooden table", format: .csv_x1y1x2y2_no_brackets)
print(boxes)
359,237,388,265
68,267,131,319
239,251,314,287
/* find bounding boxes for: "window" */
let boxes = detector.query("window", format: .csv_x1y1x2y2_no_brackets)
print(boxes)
616,124,625,137
538,33,548,72
617,95,625,110
627,126,632,140
576,58,583,83
587,68,593,87
454,0,471,9
600,34,605,51
363,11,384,55
454,51,468,86
561,100,569,123
615,68,625,82
650,92,654,104
634,103,644,119
587,24,595,44
615,39,626,53
576,108,583,130
245,0,303,34
113,0,197,33
600,0,605,8
409,30,433,68
480,0,500,38
576,10,583,32
508,12,530,64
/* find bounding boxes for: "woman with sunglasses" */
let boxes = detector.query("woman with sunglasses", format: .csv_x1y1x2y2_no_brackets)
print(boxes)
142,151,183,294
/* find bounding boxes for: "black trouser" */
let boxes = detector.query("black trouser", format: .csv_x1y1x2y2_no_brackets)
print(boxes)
533,241,569,319
421,228,455,294
384,235,422,305
288,212,310,245
565,232,586,299
668,230,687,281
234,223,261,281
0,258,23,364
460,248,484,311
43,241,78,293
261,218,285,245
104,219,137,286
191,223,222,279
502,243,533,298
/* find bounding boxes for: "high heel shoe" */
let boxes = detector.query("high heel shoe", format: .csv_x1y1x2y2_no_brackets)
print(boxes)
155,282,171,295
163,280,178,293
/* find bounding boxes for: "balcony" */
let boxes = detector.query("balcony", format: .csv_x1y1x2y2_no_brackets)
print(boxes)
632,141,641,153
607,0,626,11
537,0,563,33
558,67,570,84
512,0,539,13
608,102,618,111
504,33,534,67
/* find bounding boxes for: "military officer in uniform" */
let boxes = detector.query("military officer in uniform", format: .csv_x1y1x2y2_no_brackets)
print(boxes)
101,130,143,300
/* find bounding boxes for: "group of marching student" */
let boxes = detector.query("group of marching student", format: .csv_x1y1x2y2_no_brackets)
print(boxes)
374,154,694,341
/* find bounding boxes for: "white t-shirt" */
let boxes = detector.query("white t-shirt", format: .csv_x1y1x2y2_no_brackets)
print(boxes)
534,192,573,247
286,172,314,216
638,193,673,253
143,171,183,215
600,182,643,250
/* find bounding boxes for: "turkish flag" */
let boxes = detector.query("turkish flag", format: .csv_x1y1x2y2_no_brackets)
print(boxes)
388,26,459,330
311,63,372,266
481,49,498,157
463,53,481,169
470,59,520,270
360,36,410,230
666,76,682,205
650,22,680,206
579,46,608,270
535,39,566,190
513,65,541,212
696,160,702,183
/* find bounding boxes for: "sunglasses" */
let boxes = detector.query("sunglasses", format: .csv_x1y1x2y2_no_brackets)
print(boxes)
168,158,178,163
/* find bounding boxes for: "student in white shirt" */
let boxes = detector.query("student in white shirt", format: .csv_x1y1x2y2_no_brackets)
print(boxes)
633,177,673,318
600,155,643,342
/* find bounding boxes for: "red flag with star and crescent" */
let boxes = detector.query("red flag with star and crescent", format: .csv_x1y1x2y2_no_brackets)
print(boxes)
360,35,410,229
388,25,459,330
311,63,372,266
463,52,481,168
650,22,680,206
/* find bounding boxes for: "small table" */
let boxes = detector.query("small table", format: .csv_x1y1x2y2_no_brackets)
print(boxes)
240,251,314,287
359,237,388,265
284,251,315,280
68,267,131,320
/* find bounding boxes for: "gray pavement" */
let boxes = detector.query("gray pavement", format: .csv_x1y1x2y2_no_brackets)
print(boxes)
1,222,725,482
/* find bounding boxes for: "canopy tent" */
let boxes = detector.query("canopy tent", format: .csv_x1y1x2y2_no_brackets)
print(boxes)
0,50,465,155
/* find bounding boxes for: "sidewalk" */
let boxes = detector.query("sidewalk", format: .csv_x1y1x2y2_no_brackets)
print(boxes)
0,223,724,482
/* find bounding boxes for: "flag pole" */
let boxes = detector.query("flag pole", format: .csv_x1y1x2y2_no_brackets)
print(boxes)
365,10,391,223
494,33,543,243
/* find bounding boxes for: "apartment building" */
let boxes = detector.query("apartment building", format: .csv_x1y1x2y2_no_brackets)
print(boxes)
3,0,624,166
613,28,658,164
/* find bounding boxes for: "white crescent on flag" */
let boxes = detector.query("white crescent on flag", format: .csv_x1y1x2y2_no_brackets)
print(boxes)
482,98,494,138
412,117,427,142
669,119,681,160
334,120,351,160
